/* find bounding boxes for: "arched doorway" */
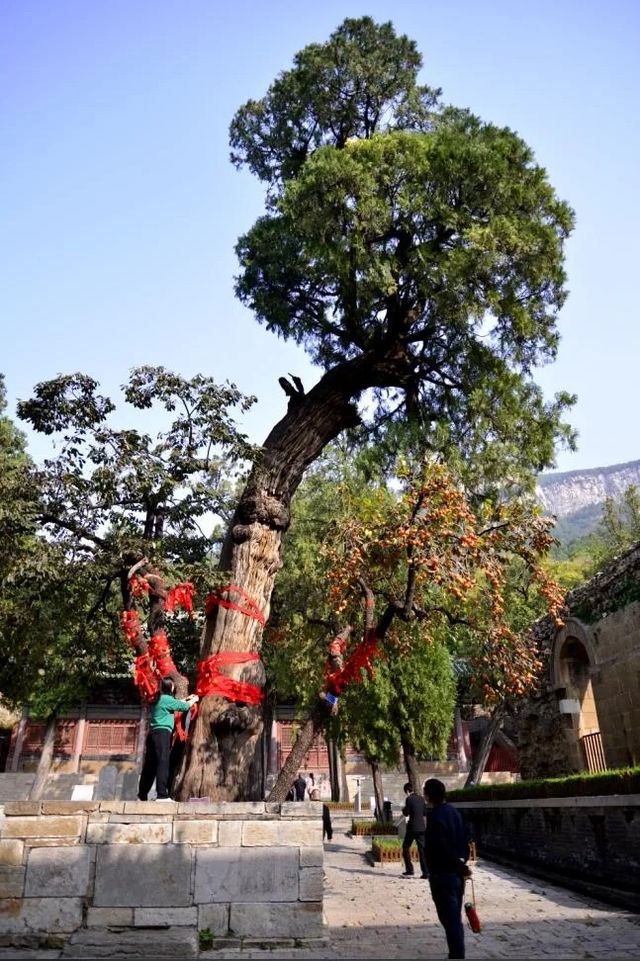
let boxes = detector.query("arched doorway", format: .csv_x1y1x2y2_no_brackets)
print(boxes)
552,621,606,772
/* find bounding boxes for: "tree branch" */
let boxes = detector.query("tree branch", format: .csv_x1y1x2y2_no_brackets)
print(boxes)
40,513,106,546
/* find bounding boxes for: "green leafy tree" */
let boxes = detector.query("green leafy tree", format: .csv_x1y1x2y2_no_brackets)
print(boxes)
595,485,640,566
177,16,575,799
0,374,38,582
6,369,254,743
340,627,455,810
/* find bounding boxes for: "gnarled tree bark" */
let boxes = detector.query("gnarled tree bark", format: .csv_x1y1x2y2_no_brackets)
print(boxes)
175,362,371,800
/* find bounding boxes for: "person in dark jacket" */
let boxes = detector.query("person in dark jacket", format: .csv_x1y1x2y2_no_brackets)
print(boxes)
401,782,429,878
322,803,333,840
423,778,469,960
293,772,307,801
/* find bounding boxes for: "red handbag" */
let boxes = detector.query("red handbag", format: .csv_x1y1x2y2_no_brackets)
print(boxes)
464,877,482,933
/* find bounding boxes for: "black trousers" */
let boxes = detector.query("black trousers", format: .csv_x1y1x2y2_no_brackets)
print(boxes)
429,872,465,959
138,728,172,800
322,804,333,840
402,827,428,876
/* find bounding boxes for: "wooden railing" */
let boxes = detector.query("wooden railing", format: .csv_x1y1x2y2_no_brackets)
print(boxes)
580,731,607,772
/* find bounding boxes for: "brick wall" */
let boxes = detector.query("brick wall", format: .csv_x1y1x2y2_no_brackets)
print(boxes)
456,796,640,910
0,800,325,953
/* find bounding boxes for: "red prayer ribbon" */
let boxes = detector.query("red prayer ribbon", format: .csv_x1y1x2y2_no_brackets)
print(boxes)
324,629,379,697
120,610,141,646
164,582,196,615
129,575,150,597
148,631,178,677
133,652,160,703
195,651,263,705
204,585,266,626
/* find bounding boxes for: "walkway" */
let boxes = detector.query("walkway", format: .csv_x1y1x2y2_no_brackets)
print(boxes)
214,833,640,960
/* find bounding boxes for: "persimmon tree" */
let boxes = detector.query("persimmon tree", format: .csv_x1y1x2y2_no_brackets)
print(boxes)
177,16,575,799
267,459,563,800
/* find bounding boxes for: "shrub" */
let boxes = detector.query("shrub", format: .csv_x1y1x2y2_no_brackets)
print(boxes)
351,818,397,836
448,766,640,803
198,929,214,950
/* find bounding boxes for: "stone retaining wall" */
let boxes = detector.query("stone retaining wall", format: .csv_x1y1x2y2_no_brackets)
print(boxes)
455,795,640,910
0,800,325,955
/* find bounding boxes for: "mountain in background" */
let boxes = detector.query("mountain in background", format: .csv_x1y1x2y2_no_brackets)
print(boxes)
536,458,640,545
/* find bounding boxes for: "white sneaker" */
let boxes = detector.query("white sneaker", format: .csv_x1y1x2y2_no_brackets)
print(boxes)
156,797,174,802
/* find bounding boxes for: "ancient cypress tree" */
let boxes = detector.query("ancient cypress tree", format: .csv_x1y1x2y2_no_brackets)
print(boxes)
177,16,575,800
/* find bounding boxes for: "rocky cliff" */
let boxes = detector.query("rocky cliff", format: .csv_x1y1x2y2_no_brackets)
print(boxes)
536,459,640,543
537,460,640,517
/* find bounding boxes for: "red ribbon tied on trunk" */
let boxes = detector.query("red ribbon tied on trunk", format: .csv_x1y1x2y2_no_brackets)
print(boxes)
204,585,266,626
195,651,263,705
133,652,160,702
120,610,141,646
147,631,178,677
324,628,379,696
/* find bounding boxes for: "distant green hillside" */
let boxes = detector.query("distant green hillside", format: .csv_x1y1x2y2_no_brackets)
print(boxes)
550,502,605,546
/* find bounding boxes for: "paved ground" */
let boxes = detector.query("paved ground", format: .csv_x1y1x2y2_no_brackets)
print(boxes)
1,831,638,959
203,833,640,960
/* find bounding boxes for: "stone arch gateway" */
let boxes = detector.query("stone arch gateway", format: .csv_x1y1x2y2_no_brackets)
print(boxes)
551,619,606,772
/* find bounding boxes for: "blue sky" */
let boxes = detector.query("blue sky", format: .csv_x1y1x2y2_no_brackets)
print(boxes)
2,0,638,473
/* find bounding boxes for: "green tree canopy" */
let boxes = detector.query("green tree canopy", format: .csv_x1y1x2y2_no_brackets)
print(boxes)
0,368,255,716
183,16,577,800
232,17,575,481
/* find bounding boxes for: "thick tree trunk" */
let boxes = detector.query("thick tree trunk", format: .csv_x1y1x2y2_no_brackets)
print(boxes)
267,703,326,802
464,701,506,788
176,362,371,800
400,730,420,793
28,713,56,800
369,759,385,822
176,349,418,800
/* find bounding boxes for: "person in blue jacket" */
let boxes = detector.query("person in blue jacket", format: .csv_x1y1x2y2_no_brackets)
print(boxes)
137,677,198,801
423,778,470,960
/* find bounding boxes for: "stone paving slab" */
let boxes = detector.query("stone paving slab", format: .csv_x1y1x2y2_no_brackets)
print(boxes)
0,833,638,959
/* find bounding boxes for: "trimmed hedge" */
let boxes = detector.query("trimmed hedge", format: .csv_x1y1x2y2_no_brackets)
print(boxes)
448,766,640,802
352,819,398,836
325,801,356,811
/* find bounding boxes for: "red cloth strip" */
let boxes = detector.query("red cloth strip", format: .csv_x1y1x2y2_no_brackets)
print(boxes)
148,631,178,677
120,610,141,646
195,651,263,705
324,628,379,697
204,585,266,626
164,582,196,615
129,575,150,597
133,653,160,703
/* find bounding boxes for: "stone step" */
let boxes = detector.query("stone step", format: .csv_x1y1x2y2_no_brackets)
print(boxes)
0,773,34,801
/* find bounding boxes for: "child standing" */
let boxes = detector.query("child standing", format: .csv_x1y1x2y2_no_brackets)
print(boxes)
137,677,198,801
